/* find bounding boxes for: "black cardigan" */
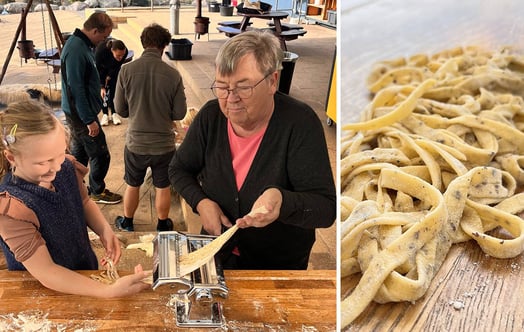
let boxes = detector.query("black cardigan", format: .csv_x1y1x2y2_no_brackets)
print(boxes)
169,92,336,269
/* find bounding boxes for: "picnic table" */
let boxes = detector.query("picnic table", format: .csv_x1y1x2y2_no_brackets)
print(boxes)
217,11,306,50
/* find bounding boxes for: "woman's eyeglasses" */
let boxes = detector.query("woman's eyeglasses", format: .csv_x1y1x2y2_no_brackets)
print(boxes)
210,73,271,99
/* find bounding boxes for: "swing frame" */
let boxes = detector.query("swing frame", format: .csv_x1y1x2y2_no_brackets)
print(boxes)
0,0,65,85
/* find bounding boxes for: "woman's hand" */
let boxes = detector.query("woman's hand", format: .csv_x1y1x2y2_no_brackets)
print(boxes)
196,198,232,235
236,188,282,228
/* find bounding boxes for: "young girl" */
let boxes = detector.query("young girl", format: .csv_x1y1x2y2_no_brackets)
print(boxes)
0,100,150,297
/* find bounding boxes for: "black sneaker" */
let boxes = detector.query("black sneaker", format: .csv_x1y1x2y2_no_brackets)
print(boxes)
157,218,174,232
90,189,122,204
115,216,134,232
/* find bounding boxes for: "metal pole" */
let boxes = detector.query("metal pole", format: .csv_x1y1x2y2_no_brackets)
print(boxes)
170,0,180,35
44,0,65,52
196,0,202,17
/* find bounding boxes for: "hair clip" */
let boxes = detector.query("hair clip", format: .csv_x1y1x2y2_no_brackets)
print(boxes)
3,124,17,147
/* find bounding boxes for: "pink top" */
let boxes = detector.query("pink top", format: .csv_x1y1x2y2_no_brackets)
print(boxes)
228,121,267,190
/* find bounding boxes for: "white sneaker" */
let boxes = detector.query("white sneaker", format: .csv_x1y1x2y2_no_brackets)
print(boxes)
112,113,122,125
100,114,109,126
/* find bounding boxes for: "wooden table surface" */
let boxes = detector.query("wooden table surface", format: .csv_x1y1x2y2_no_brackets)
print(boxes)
342,241,524,331
237,11,296,50
237,11,289,31
0,269,336,331
340,0,524,124
340,1,524,331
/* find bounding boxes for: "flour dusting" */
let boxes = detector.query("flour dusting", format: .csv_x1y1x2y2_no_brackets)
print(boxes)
0,310,97,332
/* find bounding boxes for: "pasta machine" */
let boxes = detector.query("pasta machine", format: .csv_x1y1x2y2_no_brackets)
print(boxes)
152,231,228,328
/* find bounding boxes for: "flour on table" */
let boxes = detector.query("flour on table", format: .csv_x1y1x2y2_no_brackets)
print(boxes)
0,310,97,331
449,300,465,310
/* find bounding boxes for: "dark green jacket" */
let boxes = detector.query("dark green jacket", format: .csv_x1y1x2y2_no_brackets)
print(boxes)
60,28,103,125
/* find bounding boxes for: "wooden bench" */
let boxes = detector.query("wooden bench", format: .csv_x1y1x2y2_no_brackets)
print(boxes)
277,30,307,50
35,48,59,61
46,59,61,74
267,22,304,31
216,26,306,50
216,26,243,37
279,29,307,41
46,50,134,74
218,21,252,29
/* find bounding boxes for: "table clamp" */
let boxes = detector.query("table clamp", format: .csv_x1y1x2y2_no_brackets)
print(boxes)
152,231,229,328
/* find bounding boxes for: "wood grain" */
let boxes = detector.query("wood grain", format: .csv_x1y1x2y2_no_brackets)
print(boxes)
340,0,524,124
0,270,336,331
342,241,524,331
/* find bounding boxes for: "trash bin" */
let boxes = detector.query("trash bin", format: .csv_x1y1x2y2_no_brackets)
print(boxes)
167,38,193,60
220,5,234,16
208,1,220,12
279,51,299,94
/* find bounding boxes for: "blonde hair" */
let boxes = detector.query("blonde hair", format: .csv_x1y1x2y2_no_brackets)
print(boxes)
0,101,68,177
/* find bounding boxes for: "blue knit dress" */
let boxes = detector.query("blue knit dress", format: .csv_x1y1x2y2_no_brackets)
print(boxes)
0,159,98,271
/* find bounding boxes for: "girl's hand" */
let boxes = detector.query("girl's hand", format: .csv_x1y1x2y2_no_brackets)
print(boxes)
99,231,122,265
108,264,151,297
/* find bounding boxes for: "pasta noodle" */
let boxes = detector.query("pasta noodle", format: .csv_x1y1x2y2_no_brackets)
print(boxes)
178,206,268,276
340,46,524,329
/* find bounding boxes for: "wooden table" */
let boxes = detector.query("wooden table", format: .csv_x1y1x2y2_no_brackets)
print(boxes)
217,11,306,50
0,269,335,331
342,241,524,331
340,1,524,330
340,0,524,124
237,11,288,32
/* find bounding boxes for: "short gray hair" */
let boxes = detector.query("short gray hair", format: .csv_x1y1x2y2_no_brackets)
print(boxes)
215,30,284,77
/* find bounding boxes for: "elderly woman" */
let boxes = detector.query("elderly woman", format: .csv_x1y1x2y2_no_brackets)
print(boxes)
169,30,336,270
